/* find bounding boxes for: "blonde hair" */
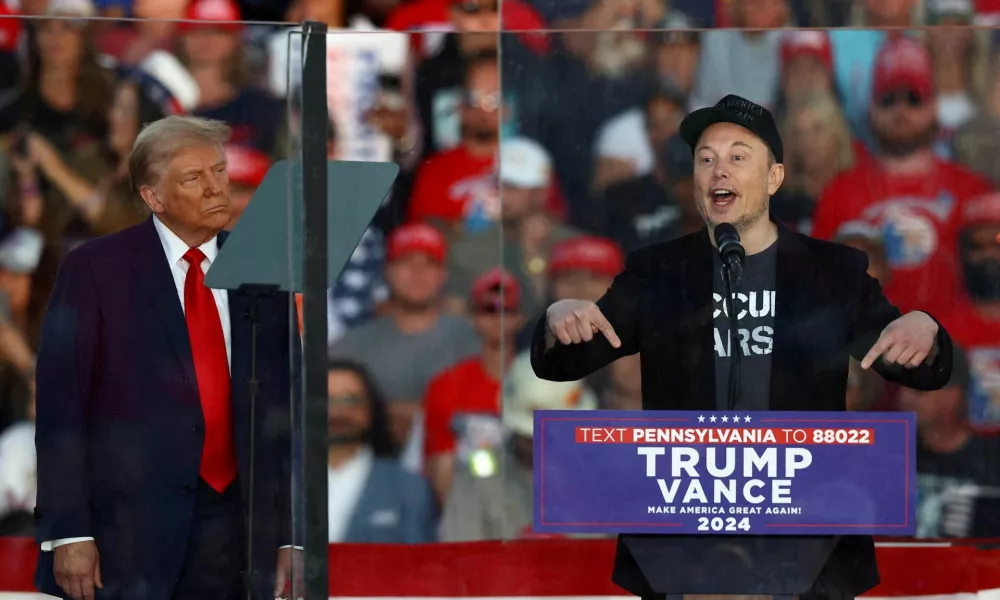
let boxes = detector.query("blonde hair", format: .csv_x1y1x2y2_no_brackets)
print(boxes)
128,115,231,193
780,92,855,193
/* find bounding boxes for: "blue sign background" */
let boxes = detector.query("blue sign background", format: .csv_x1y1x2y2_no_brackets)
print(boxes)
533,410,916,536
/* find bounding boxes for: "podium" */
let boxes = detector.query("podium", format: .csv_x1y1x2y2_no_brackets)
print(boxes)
534,410,916,599
613,535,840,599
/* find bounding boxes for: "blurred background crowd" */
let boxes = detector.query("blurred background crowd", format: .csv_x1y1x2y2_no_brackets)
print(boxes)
0,0,998,548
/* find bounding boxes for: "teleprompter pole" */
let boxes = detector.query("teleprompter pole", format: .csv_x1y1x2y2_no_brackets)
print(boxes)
299,19,329,600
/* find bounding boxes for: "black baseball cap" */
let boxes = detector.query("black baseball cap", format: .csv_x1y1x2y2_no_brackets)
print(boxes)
679,94,784,164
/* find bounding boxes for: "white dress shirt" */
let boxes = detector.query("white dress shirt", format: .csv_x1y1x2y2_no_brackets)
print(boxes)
327,448,373,543
43,217,230,551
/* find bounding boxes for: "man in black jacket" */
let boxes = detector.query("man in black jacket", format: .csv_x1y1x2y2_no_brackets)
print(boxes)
531,95,953,600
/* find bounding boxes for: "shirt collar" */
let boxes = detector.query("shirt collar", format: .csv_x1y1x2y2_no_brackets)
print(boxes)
153,216,219,267
328,446,374,476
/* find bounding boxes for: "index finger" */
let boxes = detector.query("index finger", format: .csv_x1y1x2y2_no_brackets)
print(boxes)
593,310,622,349
860,335,890,370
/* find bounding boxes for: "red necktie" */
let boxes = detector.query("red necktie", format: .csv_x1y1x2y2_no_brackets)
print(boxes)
182,248,237,493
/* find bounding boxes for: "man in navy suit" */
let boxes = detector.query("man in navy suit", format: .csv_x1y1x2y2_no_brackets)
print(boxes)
34,115,297,600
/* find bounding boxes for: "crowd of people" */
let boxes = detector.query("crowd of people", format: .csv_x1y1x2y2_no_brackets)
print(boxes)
0,0,998,549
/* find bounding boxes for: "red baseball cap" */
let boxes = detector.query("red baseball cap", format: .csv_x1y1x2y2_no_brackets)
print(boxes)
178,0,243,33
225,145,270,188
872,37,934,100
386,223,446,263
0,3,22,54
961,193,1000,227
780,31,832,73
470,267,520,312
548,236,624,278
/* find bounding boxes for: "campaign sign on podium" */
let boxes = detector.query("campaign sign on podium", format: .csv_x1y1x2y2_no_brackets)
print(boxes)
533,410,916,536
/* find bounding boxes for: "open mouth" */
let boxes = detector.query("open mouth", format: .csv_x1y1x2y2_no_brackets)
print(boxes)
711,189,737,207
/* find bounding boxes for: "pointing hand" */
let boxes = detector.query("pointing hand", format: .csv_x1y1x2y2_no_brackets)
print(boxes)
546,299,621,348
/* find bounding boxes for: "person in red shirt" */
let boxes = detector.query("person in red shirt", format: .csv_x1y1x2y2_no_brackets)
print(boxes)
937,193,1000,429
812,37,993,316
422,267,523,503
407,52,499,230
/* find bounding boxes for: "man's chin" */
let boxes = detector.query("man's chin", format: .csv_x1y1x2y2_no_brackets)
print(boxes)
205,210,234,231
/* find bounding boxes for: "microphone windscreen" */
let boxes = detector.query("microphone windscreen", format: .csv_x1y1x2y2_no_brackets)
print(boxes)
713,223,740,246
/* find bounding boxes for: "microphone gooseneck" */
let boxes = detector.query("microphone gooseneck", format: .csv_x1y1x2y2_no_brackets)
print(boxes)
713,223,743,412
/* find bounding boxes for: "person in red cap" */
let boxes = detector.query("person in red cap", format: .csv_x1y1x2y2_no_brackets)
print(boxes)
547,236,625,306
329,223,479,451
813,37,993,317
422,267,523,504
778,30,835,112
175,0,284,155
222,144,271,231
937,193,1000,428
527,235,644,413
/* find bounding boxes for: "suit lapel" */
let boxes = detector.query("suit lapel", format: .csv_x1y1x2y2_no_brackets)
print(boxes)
131,217,198,388
676,228,715,411
769,223,819,410
345,460,381,541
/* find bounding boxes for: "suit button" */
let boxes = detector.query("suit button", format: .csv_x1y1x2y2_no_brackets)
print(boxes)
192,425,202,433
182,485,195,494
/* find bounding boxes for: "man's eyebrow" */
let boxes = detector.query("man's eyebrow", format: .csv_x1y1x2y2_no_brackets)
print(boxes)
179,160,227,175
696,141,756,153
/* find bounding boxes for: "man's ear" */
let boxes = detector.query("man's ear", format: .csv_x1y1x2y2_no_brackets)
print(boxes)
139,185,164,214
767,163,785,196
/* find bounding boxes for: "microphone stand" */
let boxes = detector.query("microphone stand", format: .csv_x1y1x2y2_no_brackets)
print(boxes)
239,283,279,600
721,263,741,411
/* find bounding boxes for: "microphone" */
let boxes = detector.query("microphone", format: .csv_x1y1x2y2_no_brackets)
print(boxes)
713,223,745,283
713,223,744,412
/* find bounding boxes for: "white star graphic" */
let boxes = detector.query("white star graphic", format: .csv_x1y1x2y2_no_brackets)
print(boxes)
744,415,752,422
732,415,741,423
721,415,729,423
709,415,717,423
697,415,705,423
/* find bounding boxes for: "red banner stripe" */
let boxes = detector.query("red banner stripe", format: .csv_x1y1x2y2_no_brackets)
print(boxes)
0,538,998,596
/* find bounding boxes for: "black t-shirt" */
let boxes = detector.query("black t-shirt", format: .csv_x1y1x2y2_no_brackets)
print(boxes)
915,434,1000,537
713,240,777,411
596,174,685,254
195,88,284,156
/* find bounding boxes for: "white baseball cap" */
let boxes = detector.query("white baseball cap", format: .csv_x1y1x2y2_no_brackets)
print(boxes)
136,50,200,114
499,137,552,189
44,0,95,17
501,351,597,438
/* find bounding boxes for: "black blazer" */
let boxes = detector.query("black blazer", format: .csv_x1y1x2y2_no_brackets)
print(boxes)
34,218,296,600
530,223,953,598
